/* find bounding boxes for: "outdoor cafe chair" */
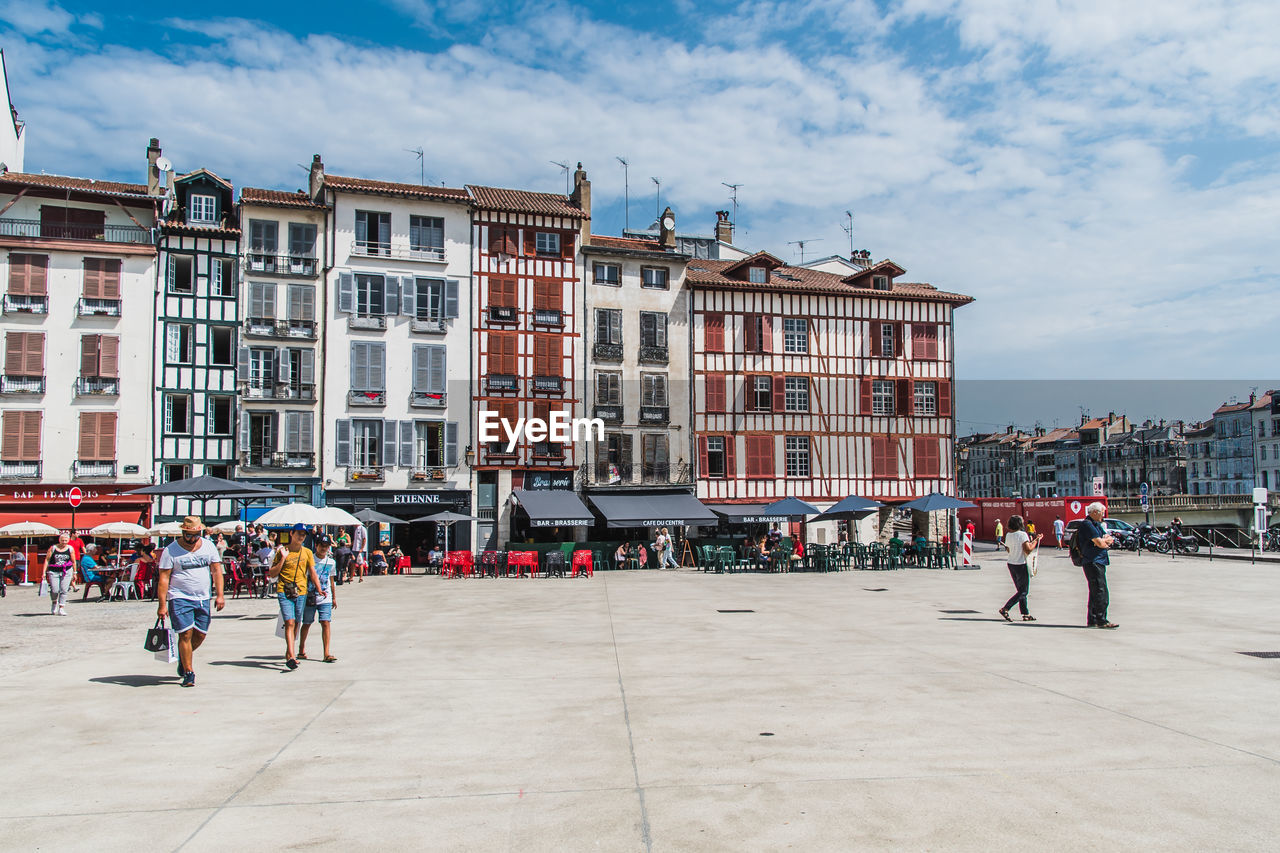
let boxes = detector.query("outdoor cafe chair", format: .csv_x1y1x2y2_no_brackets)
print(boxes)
545,550,567,577
479,550,506,578
571,549,594,578
109,563,139,600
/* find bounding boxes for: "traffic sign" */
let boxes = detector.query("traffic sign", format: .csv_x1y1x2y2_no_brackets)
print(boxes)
68,487,83,508
1140,495,1149,510
1140,483,1149,496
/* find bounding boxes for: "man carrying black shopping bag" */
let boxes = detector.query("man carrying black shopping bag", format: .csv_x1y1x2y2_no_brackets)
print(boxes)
155,516,225,688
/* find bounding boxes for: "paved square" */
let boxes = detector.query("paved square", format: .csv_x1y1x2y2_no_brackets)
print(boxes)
3,549,1279,851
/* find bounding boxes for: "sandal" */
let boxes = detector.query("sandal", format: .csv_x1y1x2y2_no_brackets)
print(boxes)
1022,615,1037,621
297,652,308,660
323,656,337,663
999,609,1012,622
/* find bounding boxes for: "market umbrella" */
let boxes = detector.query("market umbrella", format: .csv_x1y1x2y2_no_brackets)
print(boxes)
316,506,363,527
0,520,59,583
812,496,884,543
124,476,293,502
88,521,150,569
899,493,976,512
411,510,480,552
207,519,244,535
148,521,184,536
353,508,407,525
759,497,822,519
254,503,324,528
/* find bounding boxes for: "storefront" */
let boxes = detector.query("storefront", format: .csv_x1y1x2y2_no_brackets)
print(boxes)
0,485,153,580
324,489,472,557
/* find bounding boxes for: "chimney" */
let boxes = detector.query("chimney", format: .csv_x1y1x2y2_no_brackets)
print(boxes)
146,138,162,197
570,162,590,247
715,210,733,244
849,249,873,270
1006,425,1014,435
658,206,676,249
308,154,325,203
1249,391,1256,404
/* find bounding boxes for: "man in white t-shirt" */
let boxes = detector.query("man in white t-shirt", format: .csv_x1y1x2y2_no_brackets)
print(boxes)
350,524,367,583
1053,516,1066,550
156,516,225,688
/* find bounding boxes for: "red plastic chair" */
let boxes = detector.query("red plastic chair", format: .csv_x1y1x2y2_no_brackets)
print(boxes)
571,549,594,578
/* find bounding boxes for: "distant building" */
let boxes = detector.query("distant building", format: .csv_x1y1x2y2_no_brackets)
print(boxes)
1096,421,1185,498
1212,399,1255,495
1185,421,1216,495
1249,391,1280,492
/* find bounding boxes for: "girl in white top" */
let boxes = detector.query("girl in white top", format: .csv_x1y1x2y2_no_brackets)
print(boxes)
999,515,1041,622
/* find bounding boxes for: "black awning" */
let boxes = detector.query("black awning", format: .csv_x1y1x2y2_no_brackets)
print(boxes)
511,489,594,528
704,504,791,525
588,492,718,529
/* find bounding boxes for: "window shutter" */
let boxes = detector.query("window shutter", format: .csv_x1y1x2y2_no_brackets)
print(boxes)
937,380,952,418
19,411,40,460
337,272,354,312
350,342,368,390
4,333,21,375
383,276,399,315
1,412,17,460
412,346,427,392
28,255,46,295
101,259,121,299
7,254,28,295
860,379,873,415
383,419,397,467
896,378,912,416
762,316,773,353
237,346,251,382
619,433,632,469
83,258,103,299
401,277,416,316
772,375,786,413
698,436,709,476
99,412,117,460
561,230,575,259
283,412,299,454
445,279,459,318
355,214,368,247
656,314,667,347
335,419,351,466
744,315,757,353
97,336,119,378
445,421,458,466
894,323,904,357
276,347,291,383
609,309,622,344
167,255,176,289
300,349,314,386
371,343,386,390
239,408,250,452
913,438,940,478
249,282,264,318
165,325,180,364
706,374,725,412
523,228,538,257
79,413,97,461
26,332,43,376
399,420,414,467
298,285,315,321
705,312,724,352
429,345,446,394
724,435,736,478
81,334,100,377
887,438,899,477
210,258,222,296
298,411,313,453
287,285,302,321
489,225,516,256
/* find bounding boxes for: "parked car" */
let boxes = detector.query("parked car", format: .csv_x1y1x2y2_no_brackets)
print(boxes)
1064,518,1133,545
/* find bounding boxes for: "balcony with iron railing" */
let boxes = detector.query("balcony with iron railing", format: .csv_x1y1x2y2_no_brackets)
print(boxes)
0,217,152,245
593,342,623,361
76,376,120,397
73,460,116,479
639,405,669,425
348,314,386,331
2,294,47,314
532,442,565,460
1,375,45,395
532,375,563,393
240,451,316,470
410,316,448,334
487,305,517,324
244,253,319,277
483,443,518,464
639,346,669,364
594,404,623,423
77,298,122,317
346,465,385,482
350,240,446,263
243,318,318,340
533,309,563,327
348,389,386,407
410,391,447,409
486,374,518,393
410,466,447,482
594,461,634,482
242,382,316,402
642,463,670,483
0,460,40,478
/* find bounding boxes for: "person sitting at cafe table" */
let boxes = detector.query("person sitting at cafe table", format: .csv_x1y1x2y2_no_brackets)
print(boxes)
615,542,630,569
369,548,389,575
80,544,110,599
888,533,906,553
913,532,929,556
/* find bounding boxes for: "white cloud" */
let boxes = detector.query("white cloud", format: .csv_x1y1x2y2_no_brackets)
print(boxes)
0,0,75,35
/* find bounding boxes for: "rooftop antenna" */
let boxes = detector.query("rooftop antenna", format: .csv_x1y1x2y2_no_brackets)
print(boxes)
405,147,425,184
550,160,571,195
787,238,822,263
616,156,630,230
650,176,661,220
722,182,742,225
841,211,854,256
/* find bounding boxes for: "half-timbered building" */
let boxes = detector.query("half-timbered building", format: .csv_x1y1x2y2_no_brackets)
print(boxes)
469,167,589,547
689,254,973,540
235,185,328,505
153,147,241,520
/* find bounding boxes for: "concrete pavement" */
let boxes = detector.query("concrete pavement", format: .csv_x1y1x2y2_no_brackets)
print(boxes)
3,550,1279,851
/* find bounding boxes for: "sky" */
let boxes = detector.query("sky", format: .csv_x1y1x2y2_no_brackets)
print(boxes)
2,0,1278,385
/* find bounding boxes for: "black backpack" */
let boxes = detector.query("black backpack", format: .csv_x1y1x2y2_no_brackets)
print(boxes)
1068,530,1086,566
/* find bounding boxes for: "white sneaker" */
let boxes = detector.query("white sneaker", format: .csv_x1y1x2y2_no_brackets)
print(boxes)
57,607,67,616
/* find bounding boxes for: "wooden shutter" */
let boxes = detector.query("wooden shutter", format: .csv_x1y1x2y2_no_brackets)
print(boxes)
17,411,41,460
81,334,101,377
560,230,575,259
523,228,540,258
491,332,517,374
98,412,117,460
412,346,428,392
399,420,414,467
82,258,104,299
382,276,399,315
870,321,883,357
772,375,786,413
299,412,314,454
79,412,98,460
762,316,773,353
896,378,912,416
533,334,555,376
913,438,940,478
299,349,314,385
488,276,516,308
745,314,758,352
445,422,458,466
895,322,904,357
101,259,121,299
1,411,19,460
237,346,251,382
746,435,773,478
444,279,459,318
533,280,557,311
697,436,709,476
337,272,354,312
382,420,397,467
860,379,873,415
873,436,899,478
335,419,351,466
704,312,724,352
10,332,45,376
99,336,119,377
488,225,516,256
912,324,937,360
937,380,952,418
724,435,736,478
428,346,446,393
401,277,417,316
370,343,386,390
284,412,300,454
288,285,314,321
350,342,369,390
276,347,291,383
706,374,726,412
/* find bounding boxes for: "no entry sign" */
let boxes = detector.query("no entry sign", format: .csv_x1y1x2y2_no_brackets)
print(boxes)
68,487,83,508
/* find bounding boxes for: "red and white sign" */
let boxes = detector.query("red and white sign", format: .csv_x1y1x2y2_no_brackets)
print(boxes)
67,487,83,508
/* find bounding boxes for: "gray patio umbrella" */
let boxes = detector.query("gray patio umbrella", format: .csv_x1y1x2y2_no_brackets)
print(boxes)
759,497,822,520
353,508,407,525
124,476,292,502
899,493,976,512
813,495,883,521
410,510,481,551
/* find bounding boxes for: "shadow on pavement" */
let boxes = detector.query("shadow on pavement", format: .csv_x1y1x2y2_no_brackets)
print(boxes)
208,659,285,670
89,674,175,688
11,613,53,617
938,616,1008,622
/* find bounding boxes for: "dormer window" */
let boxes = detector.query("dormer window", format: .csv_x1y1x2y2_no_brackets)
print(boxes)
748,267,767,284
535,232,561,256
188,194,217,225
872,275,890,291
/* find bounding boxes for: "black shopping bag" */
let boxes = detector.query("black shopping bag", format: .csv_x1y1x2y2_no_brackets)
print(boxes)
143,618,170,653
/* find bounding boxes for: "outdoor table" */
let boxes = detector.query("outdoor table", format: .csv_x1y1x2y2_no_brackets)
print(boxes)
84,566,124,600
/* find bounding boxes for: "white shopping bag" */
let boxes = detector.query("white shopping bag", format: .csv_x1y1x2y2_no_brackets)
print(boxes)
37,578,48,597
275,612,287,639
154,629,178,664
1028,551,1039,577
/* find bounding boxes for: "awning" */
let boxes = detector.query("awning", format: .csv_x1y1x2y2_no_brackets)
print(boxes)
588,492,718,528
0,510,150,537
511,489,594,528
705,504,791,525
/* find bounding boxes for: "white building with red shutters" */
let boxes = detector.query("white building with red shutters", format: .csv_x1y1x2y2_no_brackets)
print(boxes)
688,251,973,539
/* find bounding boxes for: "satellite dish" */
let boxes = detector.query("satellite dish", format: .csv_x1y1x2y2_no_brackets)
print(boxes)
155,156,172,172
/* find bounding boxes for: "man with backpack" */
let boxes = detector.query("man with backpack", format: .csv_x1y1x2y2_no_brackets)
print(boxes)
1072,503,1118,629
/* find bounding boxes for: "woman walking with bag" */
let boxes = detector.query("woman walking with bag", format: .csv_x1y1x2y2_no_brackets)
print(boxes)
44,533,76,615
298,538,337,663
999,515,1041,622
268,523,323,670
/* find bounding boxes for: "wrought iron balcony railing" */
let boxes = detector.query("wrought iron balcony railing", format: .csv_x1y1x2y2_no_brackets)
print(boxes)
73,461,116,479
639,405,669,425
346,465,385,482
410,316,447,334
2,294,47,314
487,305,517,324
76,377,120,396
639,345,669,364
77,298,122,317
533,309,563,327
244,253,319,277
348,389,386,406
1,375,45,394
0,461,40,478
241,451,315,469
410,391,447,408
351,241,445,263
486,374,518,393
244,318,317,339
410,466,447,481
593,342,623,361
533,376,563,392
532,442,565,459
594,404,622,423
595,461,633,482
0,217,151,244
348,315,386,331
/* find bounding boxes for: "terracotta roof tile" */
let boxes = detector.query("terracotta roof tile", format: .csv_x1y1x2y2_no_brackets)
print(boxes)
685,258,973,304
325,174,470,202
466,185,587,219
1213,401,1252,415
240,187,326,210
0,171,150,198
588,234,663,251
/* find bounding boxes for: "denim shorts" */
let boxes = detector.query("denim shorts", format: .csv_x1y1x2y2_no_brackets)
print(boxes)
169,598,212,634
277,593,307,622
303,601,332,624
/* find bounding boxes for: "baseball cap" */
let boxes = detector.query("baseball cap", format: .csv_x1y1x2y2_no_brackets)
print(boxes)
291,522,307,532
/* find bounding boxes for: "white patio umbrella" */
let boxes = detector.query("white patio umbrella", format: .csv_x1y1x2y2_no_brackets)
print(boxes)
315,506,362,527
0,521,59,584
88,521,151,571
148,521,185,536
254,503,324,528
206,519,244,535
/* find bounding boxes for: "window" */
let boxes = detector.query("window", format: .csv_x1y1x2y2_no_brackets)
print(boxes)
7,254,48,298
165,323,193,364
488,276,517,308
914,381,937,416
188,194,217,224
1264,471,1270,489
412,344,447,398
596,309,623,344
705,436,727,478
412,420,447,468
914,438,941,478
78,412,117,462
640,312,667,347
350,342,386,391
488,332,518,375
164,463,190,482
596,371,621,405
641,266,669,289
210,327,234,365
248,348,275,389
533,280,561,316
872,275,890,291
211,258,234,297
288,222,317,258
206,463,233,481
409,216,444,255
783,318,807,353
785,436,810,478
164,394,191,434
282,348,315,391
745,314,771,352
912,324,938,359
534,231,561,255
1260,422,1267,438
872,436,898,478
705,374,726,412
4,331,44,377
352,419,383,467
284,411,314,455
249,282,276,321
1262,445,1269,461
249,220,278,254
286,285,315,323
872,380,895,415
355,211,391,254
748,266,767,284
39,205,103,239
593,263,620,285
167,255,194,293
878,322,896,358
784,376,809,412
207,396,233,435
597,433,632,478
642,434,669,479
642,374,668,407
533,334,560,378
746,435,773,478
1,410,41,461
749,375,772,411
355,274,385,317
79,334,119,378
82,258,121,300
416,278,445,319
704,312,724,352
